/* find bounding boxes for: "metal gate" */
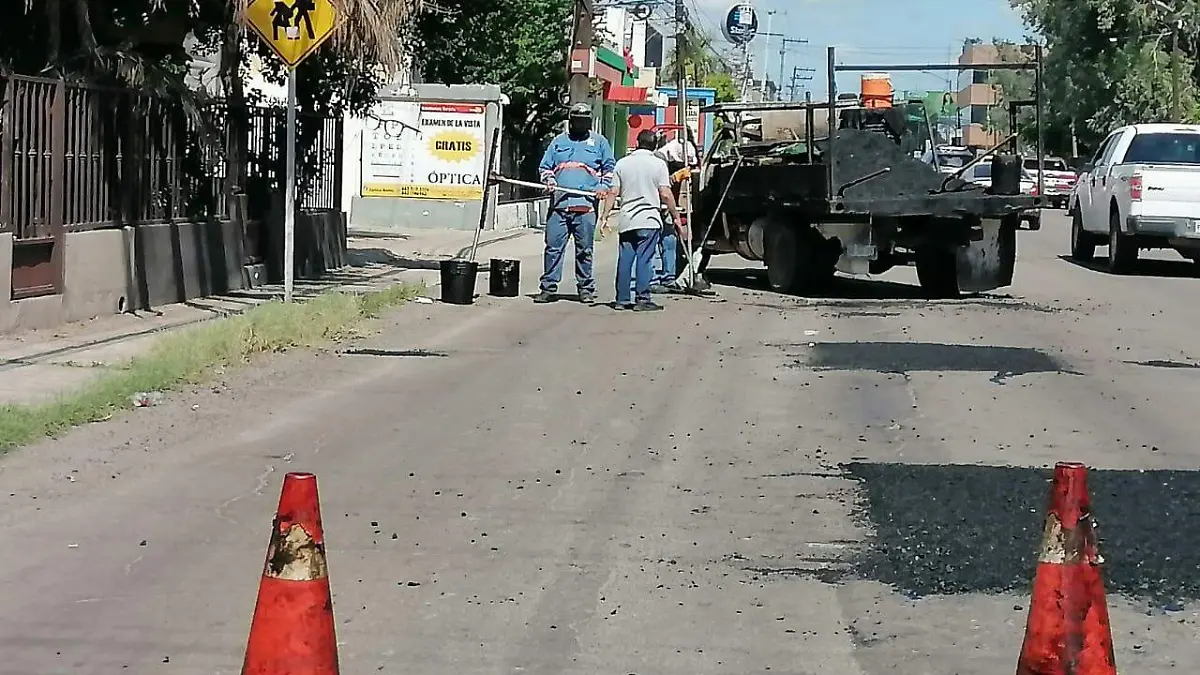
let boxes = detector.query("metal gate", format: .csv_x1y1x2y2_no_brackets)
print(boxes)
0,75,65,299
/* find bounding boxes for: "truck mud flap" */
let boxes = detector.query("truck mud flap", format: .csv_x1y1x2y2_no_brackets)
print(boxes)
954,217,1016,293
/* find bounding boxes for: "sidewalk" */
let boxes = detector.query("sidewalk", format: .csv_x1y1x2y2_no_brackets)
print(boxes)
0,227,544,406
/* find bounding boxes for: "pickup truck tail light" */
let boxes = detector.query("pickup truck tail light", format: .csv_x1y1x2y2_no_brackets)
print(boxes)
1130,173,1143,201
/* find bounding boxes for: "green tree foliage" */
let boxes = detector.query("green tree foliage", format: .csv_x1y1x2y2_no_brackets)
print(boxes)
1011,0,1199,155
663,21,731,86
4,0,417,199
414,0,573,180
704,71,740,102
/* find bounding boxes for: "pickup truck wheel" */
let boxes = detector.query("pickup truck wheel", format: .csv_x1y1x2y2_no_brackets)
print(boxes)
914,245,959,299
765,225,811,295
1107,209,1138,274
1070,209,1095,262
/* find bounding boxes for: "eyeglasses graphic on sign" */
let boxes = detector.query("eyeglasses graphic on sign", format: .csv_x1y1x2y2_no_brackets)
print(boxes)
368,114,422,140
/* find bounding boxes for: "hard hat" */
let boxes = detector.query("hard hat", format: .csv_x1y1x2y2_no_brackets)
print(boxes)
568,102,592,117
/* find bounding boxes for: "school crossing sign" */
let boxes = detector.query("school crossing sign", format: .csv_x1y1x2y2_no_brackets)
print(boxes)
245,0,341,67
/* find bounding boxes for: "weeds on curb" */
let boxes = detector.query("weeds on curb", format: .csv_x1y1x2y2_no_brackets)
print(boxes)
0,282,422,452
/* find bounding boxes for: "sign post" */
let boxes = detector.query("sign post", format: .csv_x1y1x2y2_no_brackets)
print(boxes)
244,0,341,302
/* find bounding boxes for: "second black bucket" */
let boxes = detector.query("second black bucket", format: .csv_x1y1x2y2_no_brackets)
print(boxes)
489,258,521,297
440,259,479,305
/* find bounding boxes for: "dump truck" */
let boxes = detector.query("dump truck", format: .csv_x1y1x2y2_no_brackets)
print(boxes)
688,48,1046,298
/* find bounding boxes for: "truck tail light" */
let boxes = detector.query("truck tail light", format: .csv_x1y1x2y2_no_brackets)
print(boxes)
1130,173,1143,201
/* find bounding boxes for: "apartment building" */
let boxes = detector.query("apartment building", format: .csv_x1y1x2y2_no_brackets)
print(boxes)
956,42,1033,148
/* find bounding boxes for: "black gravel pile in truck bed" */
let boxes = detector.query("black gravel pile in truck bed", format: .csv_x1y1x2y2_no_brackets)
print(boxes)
822,129,973,200
844,462,1200,606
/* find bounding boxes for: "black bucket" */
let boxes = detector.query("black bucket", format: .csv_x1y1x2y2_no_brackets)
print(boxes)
439,259,479,305
489,258,521,297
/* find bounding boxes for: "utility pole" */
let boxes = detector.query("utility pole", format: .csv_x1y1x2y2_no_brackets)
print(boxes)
759,10,776,100
1172,16,1183,121
1154,0,1185,121
788,65,814,100
777,37,808,100
675,0,688,139
568,0,594,104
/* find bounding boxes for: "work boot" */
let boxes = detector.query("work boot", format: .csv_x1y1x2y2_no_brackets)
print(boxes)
633,300,663,312
578,290,596,305
533,290,556,303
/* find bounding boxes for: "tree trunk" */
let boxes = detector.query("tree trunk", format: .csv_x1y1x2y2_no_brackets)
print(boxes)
72,0,99,54
45,0,61,65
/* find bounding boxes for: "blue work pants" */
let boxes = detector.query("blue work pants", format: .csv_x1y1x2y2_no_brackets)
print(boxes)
540,209,596,294
616,228,659,305
657,226,679,285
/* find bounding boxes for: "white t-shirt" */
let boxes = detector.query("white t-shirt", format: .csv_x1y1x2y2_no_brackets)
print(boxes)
611,149,671,234
655,138,699,166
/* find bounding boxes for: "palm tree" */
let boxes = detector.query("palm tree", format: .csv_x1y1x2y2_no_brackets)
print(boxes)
663,22,722,84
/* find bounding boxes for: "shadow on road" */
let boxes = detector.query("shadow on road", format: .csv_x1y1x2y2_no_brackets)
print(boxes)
702,267,1048,313
1057,254,1200,279
349,248,444,270
705,267,928,300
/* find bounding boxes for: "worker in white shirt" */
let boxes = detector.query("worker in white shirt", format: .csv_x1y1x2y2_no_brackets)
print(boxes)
650,129,700,292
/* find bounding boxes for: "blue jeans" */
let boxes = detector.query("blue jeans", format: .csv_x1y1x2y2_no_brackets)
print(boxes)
540,210,596,294
628,227,676,294
656,227,678,285
616,228,659,305
629,228,662,295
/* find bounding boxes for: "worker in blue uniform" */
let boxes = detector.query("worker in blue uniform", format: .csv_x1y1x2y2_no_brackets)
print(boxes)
535,103,616,304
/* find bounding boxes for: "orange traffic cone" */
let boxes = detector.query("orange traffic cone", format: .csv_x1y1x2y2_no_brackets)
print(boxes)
1015,462,1116,675
242,472,339,675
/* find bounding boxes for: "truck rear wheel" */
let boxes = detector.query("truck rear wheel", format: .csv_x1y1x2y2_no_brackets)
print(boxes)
914,246,959,299
765,225,808,294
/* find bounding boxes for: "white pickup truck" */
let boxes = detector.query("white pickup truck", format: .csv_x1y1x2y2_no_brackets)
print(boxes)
1024,156,1075,209
1070,123,1200,273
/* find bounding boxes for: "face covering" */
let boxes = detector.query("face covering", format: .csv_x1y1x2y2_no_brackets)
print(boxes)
568,116,591,139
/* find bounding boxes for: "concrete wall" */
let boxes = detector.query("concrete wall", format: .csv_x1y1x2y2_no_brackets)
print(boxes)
494,199,549,231
134,219,245,308
2,228,136,333
1,211,346,334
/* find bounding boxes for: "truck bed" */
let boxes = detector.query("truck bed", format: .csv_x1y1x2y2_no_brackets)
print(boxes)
698,129,1042,220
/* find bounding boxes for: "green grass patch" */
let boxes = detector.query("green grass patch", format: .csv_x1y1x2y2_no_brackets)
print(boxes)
0,282,422,452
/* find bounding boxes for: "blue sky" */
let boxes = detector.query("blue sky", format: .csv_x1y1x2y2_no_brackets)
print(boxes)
685,0,1033,97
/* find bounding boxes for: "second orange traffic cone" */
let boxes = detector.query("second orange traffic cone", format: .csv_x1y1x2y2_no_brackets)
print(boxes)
1015,462,1116,675
242,472,339,675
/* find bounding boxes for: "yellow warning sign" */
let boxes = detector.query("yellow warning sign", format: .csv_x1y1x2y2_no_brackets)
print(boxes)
245,0,341,68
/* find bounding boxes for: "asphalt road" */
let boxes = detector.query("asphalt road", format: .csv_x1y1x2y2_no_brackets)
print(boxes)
3,210,1200,674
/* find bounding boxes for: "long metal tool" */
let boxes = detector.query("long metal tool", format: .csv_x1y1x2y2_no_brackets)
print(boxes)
489,174,596,198
692,154,744,269
467,128,502,262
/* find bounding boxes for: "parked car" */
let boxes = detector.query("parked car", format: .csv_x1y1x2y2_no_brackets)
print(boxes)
1070,123,1200,273
963,162,1042,230
921,145,976,174
1023,156,1075,209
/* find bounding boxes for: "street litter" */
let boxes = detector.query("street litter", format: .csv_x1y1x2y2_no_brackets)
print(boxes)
131,392,164,408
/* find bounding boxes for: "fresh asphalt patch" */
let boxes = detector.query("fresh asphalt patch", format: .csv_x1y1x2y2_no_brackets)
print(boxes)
776,341,1075,383
843,462,1200,608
